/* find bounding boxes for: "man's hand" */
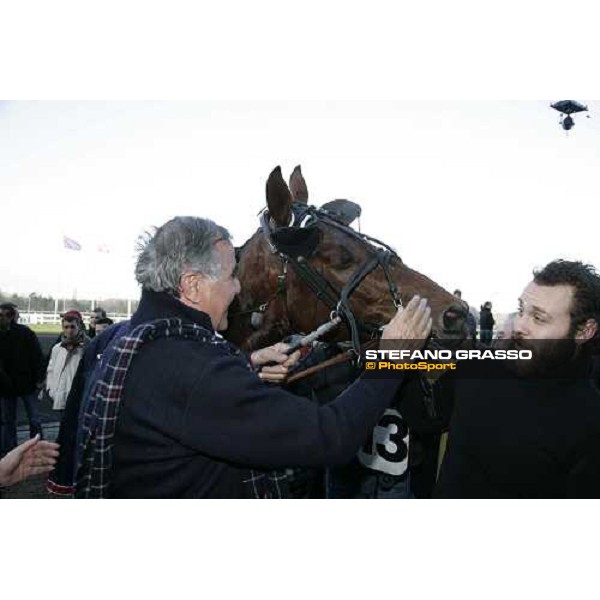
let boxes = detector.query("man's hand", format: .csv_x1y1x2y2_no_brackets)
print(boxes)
0,435,60,488
251,342,302,383
381,295,432,351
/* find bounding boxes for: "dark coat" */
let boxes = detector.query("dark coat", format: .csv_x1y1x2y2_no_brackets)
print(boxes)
466,312,477,337
0,357,12,395
110,290,404,498
479,307,495,330
47,321,131,496
436,359,600,498
0,323,44,397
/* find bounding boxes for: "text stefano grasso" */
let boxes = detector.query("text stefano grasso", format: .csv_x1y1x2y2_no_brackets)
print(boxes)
364,349,533,361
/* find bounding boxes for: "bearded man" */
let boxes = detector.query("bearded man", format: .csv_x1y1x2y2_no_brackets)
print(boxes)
436,260,600,498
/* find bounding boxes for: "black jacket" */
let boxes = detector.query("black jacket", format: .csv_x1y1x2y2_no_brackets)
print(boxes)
479,307,495,330
0,323,44,397
110,290,405,498
436,360,600,498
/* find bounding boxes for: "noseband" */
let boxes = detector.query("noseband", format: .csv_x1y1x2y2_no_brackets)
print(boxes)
256,202,403,354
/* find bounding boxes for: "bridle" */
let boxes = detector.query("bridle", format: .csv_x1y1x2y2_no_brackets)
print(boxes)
242,201,404,355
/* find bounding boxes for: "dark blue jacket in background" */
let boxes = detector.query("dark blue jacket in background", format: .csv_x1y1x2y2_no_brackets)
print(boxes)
47,320,131,495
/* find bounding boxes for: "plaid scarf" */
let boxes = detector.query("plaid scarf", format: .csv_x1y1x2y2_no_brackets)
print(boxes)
60,329,86,351
75,317,287,499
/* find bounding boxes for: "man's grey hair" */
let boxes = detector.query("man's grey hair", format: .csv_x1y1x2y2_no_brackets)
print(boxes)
135,216,232,295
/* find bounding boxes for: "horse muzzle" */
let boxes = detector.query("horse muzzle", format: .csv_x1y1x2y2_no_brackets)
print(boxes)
438,303,468,339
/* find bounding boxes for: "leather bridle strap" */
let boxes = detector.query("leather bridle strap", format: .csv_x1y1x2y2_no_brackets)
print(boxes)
336,249,402,354
289,255,384,346
289,257,341,312
257,205,403,354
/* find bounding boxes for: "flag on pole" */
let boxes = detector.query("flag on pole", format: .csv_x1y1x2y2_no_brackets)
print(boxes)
63,235,82,251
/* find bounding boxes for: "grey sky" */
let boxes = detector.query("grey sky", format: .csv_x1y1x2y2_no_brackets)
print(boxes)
1,100,598,313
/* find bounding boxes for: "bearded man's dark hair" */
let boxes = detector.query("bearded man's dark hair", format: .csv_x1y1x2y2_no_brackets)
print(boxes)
533,260,600,344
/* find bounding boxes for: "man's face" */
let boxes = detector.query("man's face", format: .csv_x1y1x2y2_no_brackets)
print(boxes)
181,241,241,331
95,322,108,335
62,319,80,340
509,282,579,374
208,241,241,331
514,282,573,340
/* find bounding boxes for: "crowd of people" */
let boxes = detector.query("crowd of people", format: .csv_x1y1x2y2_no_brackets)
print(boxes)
1,214,600,499
0,305,110,459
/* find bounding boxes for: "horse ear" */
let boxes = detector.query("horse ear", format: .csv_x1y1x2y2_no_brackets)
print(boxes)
266,166,293,227
289,165,309,204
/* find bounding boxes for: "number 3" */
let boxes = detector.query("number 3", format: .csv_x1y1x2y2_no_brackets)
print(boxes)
358,408,409,476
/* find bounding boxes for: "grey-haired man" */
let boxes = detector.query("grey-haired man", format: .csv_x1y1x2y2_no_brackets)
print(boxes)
75,216,432,498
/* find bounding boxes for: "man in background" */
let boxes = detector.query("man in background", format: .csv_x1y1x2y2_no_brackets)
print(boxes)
453,289,477,343
45,311,89,417
93,317,114,336
479,301,495,344
0,303,45,454
87,307,107,339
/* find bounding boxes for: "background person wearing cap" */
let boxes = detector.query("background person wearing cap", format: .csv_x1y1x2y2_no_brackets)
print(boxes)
44,311,89,416
50,310,86,349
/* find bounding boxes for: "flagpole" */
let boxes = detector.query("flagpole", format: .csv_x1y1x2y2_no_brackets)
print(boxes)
59,231,64,320
96,241,112,316
61,233,83,315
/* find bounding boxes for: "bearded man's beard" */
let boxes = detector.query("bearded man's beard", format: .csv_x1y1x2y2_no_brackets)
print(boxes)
505,335,580,377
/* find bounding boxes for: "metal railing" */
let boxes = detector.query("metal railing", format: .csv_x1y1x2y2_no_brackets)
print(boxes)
17,311,130,325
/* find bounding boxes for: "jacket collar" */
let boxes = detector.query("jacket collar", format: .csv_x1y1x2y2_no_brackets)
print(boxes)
131,289,215,332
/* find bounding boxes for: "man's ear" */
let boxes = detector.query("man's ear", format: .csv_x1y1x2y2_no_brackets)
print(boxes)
575,318,598,343
179,272,204,302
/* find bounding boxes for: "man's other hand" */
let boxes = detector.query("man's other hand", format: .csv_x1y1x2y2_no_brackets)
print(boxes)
251,343,302,383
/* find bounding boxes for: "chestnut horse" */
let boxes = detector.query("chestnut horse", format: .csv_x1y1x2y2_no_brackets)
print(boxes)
227,165,467,353
226,165,466,499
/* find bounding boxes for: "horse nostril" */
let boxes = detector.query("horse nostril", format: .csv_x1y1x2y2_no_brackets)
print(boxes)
443,305,467,331
443,312,458,328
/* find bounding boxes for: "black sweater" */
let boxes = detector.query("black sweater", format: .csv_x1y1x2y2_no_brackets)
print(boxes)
111,291,404,498
435,361,600,498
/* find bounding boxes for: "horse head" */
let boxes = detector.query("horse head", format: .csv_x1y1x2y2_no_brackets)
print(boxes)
227,165,467,351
